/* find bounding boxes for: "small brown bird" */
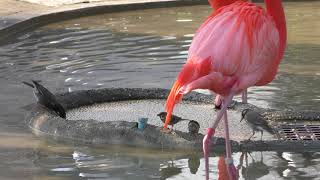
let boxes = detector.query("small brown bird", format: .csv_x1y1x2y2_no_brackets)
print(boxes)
241,109,274,140
157,112,200,134
157,112,187,128
188,120,200,134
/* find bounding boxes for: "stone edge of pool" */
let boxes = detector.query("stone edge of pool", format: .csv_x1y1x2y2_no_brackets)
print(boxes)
26,88,320,152
0,0,208,42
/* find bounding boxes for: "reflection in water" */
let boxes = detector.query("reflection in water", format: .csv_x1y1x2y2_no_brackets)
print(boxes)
24,144,320,180
188,153,200,174
160,161,182,179
276,152,319,179
0,1,319,179
239,152,269,180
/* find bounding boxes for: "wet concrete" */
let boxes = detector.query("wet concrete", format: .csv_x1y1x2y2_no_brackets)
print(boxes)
26,88,320,152
67,100,272,142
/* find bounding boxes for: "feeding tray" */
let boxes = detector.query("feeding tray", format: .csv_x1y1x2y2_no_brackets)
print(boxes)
26,88,320,152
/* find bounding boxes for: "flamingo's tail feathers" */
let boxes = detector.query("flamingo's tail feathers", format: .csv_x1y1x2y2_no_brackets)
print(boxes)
164,62,196,128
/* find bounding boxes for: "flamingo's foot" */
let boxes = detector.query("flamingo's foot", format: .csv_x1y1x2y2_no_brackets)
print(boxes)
225,158,238,180
160,127,173,134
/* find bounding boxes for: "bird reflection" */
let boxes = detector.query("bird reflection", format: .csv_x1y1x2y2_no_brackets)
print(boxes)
160,160,182,180
188,154,200,174
237,152,270,180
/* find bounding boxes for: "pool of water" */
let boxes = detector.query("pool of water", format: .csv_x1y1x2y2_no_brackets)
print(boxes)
0,1,320,179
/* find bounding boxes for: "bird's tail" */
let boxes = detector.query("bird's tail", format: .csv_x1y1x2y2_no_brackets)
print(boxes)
265,123,275,135
23,80,66,118
22,81,35,88
22,80,42,88
164,63,194,128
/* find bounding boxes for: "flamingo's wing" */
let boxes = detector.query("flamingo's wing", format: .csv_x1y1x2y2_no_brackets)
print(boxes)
188,1,280,92
164,2,280,127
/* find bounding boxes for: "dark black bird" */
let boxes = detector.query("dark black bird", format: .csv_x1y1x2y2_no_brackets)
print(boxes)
157,112,188,128
23,80,66,118
188,120,200,134
241,109,274,140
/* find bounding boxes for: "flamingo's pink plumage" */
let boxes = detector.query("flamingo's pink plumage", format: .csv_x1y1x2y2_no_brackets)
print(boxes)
163,0,286,179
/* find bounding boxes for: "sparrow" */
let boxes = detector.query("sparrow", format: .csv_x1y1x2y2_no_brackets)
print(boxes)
23,80,66,118
157,112,188,128
157,112,200,134
241,109,274,140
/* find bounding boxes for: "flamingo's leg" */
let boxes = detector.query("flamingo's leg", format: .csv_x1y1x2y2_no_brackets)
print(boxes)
203,128,214,180
223,107,237,180
223,111,232,159
203,93,234,180
241,89,248,103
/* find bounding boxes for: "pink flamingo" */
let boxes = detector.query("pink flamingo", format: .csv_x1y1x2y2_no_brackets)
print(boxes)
163,0,286,179
210,1,249,109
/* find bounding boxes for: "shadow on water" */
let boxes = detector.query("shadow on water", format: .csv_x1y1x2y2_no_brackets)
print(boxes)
0,2,319,179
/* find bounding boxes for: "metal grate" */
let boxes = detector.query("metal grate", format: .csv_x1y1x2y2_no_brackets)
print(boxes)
277,124,320,141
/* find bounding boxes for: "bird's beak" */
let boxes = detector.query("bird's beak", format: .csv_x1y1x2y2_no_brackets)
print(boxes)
240,109,249,122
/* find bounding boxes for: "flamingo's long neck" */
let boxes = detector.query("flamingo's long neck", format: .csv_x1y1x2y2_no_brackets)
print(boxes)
265,0,287,59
